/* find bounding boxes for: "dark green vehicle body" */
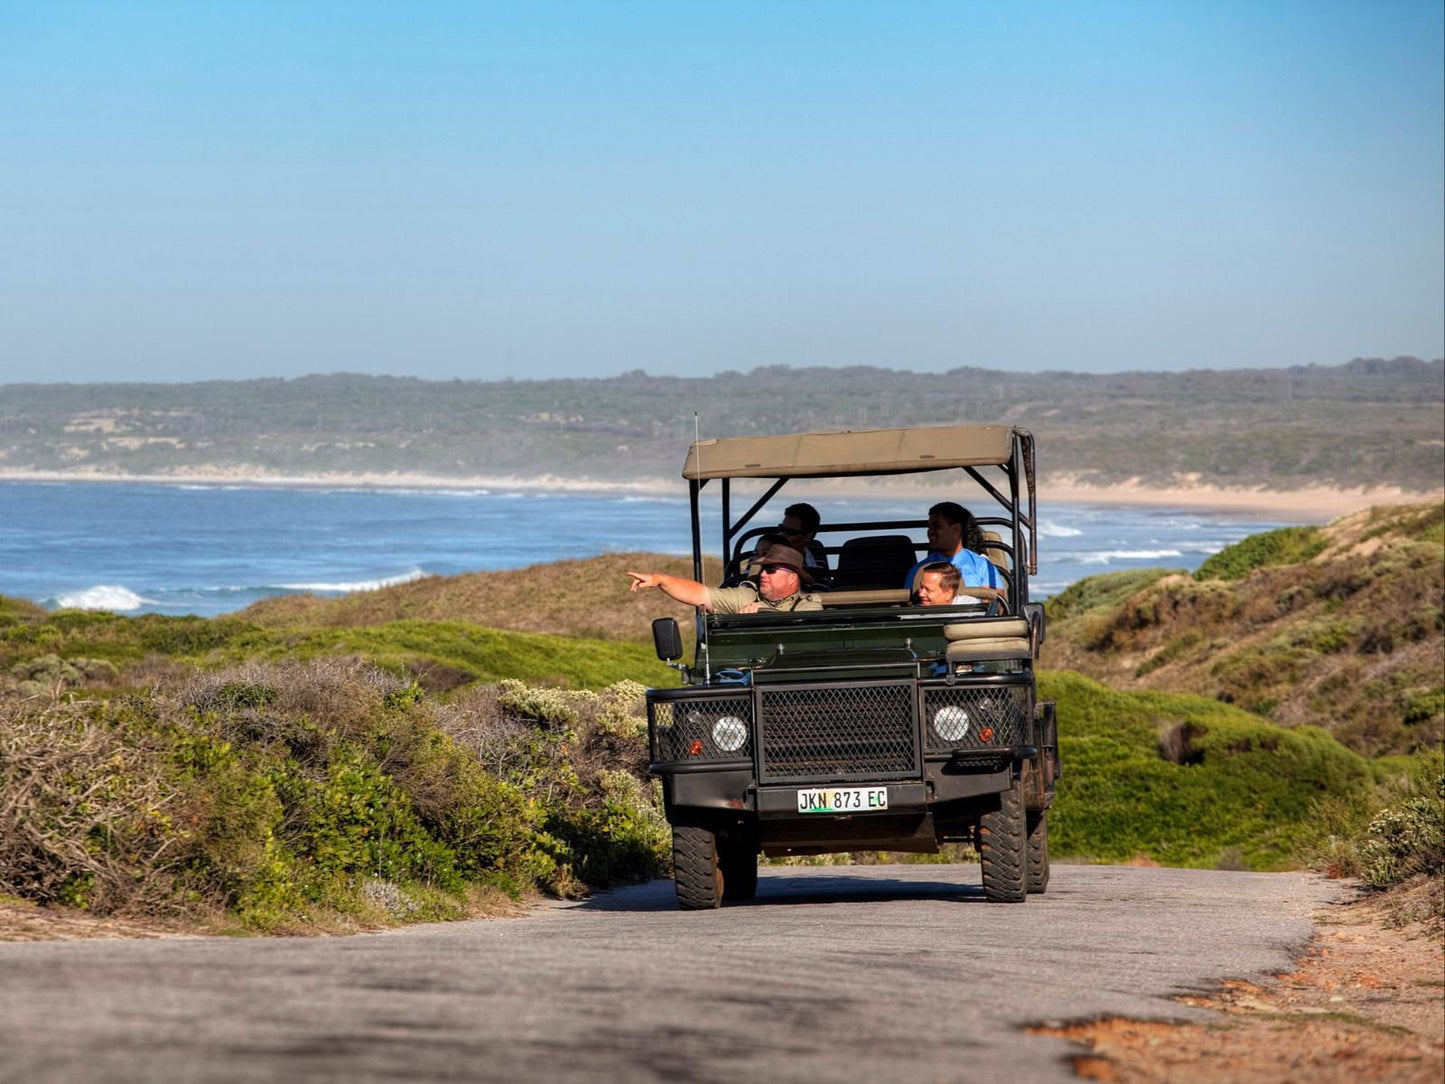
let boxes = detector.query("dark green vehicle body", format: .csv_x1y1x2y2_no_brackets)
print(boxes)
646,425,1059,908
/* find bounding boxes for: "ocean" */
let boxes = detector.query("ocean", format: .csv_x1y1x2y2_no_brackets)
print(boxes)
0,480,1291,617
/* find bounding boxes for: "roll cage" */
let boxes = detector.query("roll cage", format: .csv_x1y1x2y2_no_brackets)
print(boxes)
683,424,1038,640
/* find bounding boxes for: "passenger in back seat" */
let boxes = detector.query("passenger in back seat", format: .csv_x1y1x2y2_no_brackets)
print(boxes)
903,502,1002,595
775,502,830,587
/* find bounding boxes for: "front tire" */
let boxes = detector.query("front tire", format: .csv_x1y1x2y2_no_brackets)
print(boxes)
1026,810,1050,894
672,826,724,910
979,782,1027,902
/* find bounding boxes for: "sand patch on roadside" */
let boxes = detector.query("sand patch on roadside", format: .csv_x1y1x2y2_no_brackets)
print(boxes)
0,898,211,942
1029,881,1444,1082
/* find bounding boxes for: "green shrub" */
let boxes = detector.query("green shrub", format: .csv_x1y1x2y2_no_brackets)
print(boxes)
1358,784,1444,889
5,653,119,697
0,595,49,623
1043,670,1373,870
436,678,666,890
1295,747,1444,904
1193,527,1327,581
494,679,581,727
1402,686,1445,728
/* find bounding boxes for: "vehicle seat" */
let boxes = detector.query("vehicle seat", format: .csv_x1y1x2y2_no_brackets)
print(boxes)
979,529,1011,574
831,535,919,591
943,618,1032,661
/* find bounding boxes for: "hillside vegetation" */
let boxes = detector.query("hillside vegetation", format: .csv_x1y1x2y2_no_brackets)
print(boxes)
2,617,672,695
238,552,698,642
2,509,1441,931
1044,502,1445,757
3,357,1442,491
1,661,669,929
1039,672,1375,869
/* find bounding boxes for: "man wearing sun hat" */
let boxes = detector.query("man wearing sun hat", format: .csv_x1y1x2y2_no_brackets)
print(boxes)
626,544,823,614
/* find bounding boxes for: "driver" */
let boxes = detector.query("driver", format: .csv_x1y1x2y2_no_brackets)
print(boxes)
627,544,823,614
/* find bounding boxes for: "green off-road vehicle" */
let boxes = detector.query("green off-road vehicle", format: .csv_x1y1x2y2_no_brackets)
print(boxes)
646,424,1059,909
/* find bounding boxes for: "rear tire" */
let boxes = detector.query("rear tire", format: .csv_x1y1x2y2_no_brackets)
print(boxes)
720,837,758,902
1026,810,1050,894
672,826,724,910
979,781,1027,903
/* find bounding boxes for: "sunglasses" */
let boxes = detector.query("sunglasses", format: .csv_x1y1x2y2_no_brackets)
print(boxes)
775,525,805,536
758,564,794,575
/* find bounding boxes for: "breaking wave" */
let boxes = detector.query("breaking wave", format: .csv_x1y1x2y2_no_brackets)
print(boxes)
1039,519,1084,538
54,585,156,612
272,569,428,593
1080,549,1184,564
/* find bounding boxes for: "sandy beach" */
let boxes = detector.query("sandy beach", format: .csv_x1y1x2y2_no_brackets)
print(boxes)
0,466,1436,523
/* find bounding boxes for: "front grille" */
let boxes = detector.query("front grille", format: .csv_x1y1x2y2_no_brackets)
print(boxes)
650,695,753,762
758,682,918,783
922,684,1030,753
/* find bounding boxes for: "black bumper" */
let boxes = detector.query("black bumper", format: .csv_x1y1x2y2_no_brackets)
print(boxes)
658,760,1014,817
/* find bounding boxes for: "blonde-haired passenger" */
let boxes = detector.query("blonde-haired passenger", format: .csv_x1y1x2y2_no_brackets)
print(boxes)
916,562,961,606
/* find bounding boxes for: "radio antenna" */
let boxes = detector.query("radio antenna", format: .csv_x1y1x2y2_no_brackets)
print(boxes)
694,411,703,585
693,411,710,684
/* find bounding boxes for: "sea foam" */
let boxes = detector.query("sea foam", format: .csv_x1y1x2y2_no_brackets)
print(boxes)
1039,519,1084,537
274,569,427,594
55,585,155,612
1080,549,1184,564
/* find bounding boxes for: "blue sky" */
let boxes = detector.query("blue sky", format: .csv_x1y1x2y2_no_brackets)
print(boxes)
1,0,1441,384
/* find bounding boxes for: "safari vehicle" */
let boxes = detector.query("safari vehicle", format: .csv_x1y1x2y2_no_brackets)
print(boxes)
646,424,1059,909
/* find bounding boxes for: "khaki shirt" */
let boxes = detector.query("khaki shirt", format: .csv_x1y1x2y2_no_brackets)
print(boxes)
707,583,823,615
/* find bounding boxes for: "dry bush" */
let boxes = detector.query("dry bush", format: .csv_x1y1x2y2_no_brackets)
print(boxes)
434,685,538,780
0,701,185,913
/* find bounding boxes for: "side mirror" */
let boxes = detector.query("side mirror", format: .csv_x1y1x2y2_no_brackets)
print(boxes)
652,617,684,662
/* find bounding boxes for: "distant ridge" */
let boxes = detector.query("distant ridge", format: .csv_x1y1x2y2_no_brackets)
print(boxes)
2,358,1441,491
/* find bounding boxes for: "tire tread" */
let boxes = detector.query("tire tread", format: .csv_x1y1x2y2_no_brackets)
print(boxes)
979,783,1027,903
1026,810,1050,894
673,826,723,910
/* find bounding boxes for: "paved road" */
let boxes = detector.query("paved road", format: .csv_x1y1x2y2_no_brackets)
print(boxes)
0,864,1345,1084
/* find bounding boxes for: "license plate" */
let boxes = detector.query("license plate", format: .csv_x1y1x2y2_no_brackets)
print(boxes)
796,786,889,813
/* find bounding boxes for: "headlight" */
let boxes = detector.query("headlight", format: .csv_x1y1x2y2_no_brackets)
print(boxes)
712,715,748,752
933,705,971,741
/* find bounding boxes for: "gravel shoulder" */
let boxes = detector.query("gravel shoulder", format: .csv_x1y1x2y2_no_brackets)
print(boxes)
1031,878,1444,1082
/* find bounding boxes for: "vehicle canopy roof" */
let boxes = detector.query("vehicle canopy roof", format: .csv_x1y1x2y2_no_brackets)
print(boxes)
682,424,1018,481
